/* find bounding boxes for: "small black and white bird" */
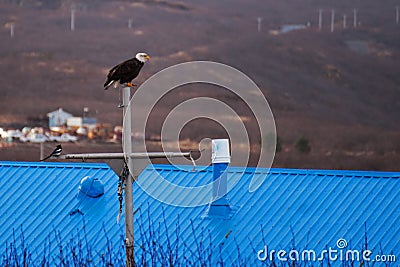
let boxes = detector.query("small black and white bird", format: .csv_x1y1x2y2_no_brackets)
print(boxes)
40,144,62,161
104,52,150,90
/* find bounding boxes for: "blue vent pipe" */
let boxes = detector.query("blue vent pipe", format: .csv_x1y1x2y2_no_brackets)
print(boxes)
208,139,231,218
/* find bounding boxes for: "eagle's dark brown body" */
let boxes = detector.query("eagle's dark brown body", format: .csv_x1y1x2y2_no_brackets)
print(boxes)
104,57,144,90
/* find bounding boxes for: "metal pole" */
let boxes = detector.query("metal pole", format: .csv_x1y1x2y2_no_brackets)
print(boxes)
122,86,134,266
396,6,399,25
40,142,44,160
10,23,15,37
353,9,357,28
343,14,347,29
318,9,323,30
71,8,75,32
59,151,191,160
257,17,262,33
331,9,335,32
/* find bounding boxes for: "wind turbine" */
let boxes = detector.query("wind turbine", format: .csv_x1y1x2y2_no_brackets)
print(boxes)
257,17,263,32
353,9,358,28
318,9,323,30
71,8,76,31
10,22,15,37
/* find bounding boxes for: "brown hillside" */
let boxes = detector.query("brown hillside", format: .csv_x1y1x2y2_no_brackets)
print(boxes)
0,0,399,170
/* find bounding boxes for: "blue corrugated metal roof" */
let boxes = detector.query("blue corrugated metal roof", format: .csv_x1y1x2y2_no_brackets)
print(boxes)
136,165,400,266
0,161,126,266
1,161,399,266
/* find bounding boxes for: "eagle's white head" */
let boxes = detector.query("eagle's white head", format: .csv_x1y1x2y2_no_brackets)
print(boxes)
136,52,151,63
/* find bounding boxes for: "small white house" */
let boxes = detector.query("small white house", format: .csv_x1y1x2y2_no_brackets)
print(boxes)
67,117,97,131
67,117,83,128
47,108,73,128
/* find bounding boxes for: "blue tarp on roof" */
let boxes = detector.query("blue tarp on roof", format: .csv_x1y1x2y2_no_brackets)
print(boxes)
0,161,399,266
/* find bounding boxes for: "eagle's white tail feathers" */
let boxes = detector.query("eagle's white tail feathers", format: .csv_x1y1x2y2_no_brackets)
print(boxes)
104,80,118,90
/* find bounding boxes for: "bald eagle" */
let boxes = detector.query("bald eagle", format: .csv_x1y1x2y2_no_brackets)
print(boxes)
104,52,150,90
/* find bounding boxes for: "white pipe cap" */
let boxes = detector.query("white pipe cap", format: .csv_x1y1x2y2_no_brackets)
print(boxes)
211,139,231,164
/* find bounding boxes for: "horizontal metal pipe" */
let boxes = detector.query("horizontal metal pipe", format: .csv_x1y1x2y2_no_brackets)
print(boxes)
59,152,191,160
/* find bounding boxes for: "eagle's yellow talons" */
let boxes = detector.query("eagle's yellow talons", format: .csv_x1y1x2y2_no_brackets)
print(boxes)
126,82,137,88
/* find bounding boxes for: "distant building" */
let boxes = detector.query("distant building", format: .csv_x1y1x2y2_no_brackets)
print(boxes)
67,117,97,130
46,108,73,129
269,24,308,35
83,117,97,129
280,24,307,34
66,117,82,129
